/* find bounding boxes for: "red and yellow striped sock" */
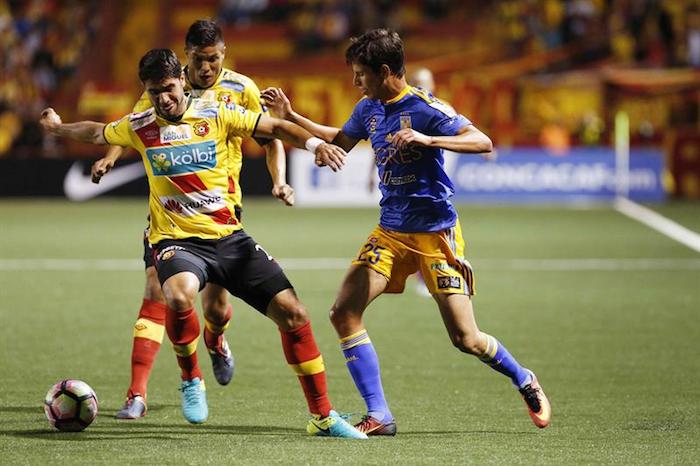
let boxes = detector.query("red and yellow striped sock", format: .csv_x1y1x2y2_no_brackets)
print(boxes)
127,299,166,399
203,303,232,353
280,321,331,418
165,307,202,381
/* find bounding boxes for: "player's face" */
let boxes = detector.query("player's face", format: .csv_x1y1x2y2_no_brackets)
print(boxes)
186,42,225,89
144,75,187,119
351,63,384,99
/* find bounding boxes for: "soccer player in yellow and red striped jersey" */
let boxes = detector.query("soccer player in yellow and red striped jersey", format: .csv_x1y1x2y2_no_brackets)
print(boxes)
39,48,366,438
262,29,551,435
91,20,293,419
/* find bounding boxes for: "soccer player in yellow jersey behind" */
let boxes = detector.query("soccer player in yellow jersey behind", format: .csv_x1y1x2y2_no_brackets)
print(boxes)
91,20,292,419
40,48,367,438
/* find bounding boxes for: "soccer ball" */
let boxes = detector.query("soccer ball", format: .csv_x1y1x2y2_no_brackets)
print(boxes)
44,380,98,432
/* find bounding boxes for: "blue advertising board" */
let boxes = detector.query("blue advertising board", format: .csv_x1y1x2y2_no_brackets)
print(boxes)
451,147,666,203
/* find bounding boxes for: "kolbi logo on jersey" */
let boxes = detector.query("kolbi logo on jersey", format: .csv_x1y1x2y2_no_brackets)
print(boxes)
146,141,217,176
159,125,192,144
193,121,210,137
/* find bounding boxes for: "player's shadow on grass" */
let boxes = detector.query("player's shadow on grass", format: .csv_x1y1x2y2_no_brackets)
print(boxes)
399,430,539,436
5,423,300,442
0,406,43,414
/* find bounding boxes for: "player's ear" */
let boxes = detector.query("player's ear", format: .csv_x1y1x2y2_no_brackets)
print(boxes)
380,64,391,80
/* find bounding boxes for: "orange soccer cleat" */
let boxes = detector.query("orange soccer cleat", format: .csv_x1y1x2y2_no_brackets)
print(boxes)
519,372,551,428
355,415,397,436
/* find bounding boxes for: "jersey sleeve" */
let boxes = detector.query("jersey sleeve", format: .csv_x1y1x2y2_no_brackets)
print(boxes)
242,78,274,146
103,115,133,147
341,100,369,140
220,102,262,139
425,100,472,136
131,92,152,113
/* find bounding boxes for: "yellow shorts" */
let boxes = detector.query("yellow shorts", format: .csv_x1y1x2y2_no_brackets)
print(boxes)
351,220,475,295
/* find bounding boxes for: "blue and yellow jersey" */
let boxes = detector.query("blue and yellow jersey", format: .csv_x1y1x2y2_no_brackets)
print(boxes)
104,98,261,244
131,68,268,207
342,86,471,233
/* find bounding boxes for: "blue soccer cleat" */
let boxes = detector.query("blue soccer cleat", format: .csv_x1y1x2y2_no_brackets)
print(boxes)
306,410,368,439
180,377,208,424
115,395,146,420
208,338,234,385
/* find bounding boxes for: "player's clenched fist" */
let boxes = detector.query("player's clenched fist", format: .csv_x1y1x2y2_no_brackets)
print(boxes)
391,128,432,150
91,157,116,184
39,107,62,129
272,183,295,206
314,143,346,172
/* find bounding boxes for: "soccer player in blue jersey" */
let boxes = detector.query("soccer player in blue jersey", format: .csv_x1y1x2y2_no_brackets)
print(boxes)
261,28,551,435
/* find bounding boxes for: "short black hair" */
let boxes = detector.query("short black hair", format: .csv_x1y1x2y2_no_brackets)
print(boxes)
185,19,224,49
345,29,405,77
138,49,182,83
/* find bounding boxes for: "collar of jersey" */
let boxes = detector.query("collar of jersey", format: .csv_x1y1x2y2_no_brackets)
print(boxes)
383,86,411,106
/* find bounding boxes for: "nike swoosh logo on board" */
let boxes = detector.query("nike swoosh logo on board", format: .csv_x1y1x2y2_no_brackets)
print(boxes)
63,161,145,201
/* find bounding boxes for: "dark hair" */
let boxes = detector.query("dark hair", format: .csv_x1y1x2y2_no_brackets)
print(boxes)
185,19,223,48
138,49,182,83
345,29,405,77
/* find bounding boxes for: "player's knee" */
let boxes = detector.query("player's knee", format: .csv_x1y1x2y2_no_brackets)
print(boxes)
163,284,197,312
268,291,309,330
451,333,483,356
202,297,228,321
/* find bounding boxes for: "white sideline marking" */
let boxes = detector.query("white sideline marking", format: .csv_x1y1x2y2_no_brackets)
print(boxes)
1,258,699,271
615,198,700,254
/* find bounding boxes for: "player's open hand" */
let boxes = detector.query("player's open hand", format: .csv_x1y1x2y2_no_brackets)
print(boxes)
91,157,116,184
272,183,295,206
315,143,346,172
260,87,292,119
39,107,62,130
391,128,432,150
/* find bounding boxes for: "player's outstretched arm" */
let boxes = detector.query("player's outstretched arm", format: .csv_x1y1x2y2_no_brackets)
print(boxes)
261,87,358,153
39,108,107,145
264,139,295,206
391,124,493,154
254,115,347,172
91,145,126,184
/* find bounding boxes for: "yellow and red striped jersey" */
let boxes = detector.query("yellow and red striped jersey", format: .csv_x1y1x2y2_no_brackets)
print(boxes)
104,97,261,243
131,68,268,207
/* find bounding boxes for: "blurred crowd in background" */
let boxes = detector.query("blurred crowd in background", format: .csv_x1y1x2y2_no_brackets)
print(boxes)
0,0,699,159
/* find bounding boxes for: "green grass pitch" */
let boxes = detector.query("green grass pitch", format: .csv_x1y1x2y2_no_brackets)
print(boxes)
1,199,698,465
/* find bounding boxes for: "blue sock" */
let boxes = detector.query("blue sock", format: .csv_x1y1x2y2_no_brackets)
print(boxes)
340,329,392,422
479,334,530,388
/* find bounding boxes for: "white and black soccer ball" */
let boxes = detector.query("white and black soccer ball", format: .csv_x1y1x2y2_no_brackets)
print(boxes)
44,380,98,432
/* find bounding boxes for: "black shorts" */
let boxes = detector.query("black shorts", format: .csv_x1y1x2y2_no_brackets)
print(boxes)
143,206,242,268
152,229,291,314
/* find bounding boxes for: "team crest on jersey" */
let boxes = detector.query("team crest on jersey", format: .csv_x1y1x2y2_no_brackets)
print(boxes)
369,116,377,134
194,121,210,137
157,245,185,261
219,93,232,104
400,112,412,129
159,125,192,144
